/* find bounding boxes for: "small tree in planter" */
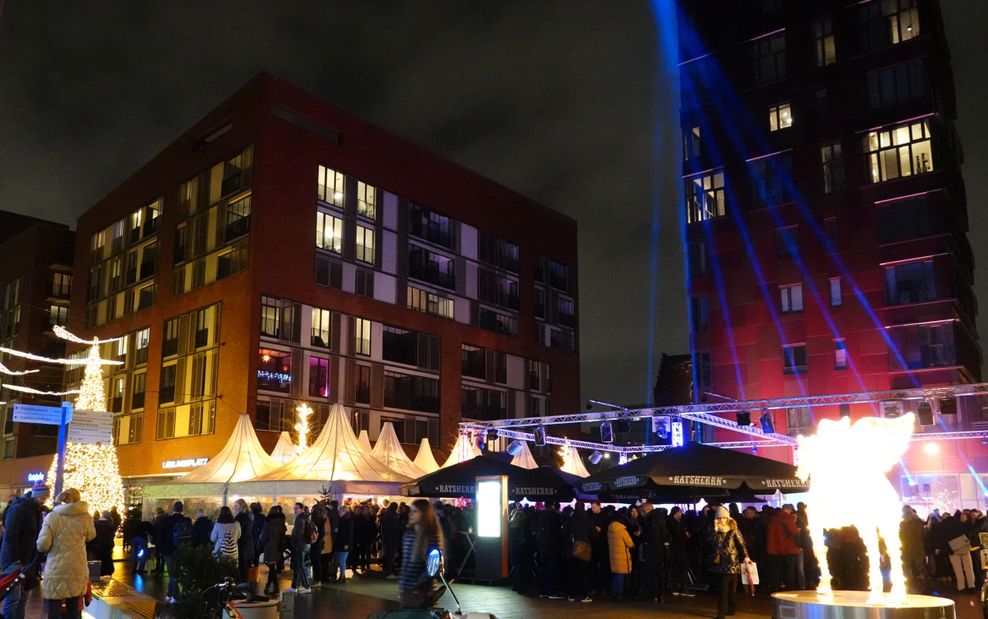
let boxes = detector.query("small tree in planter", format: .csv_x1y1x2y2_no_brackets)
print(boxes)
166,543,239,618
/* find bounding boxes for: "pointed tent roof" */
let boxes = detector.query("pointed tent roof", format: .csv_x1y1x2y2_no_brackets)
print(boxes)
371,422,425,479
176,413,279,484
510,441,538,469
270,431,296,465
358,429,373,454
442,434,481,468
248,403,408,484
413,438,440,474
560,445,590,478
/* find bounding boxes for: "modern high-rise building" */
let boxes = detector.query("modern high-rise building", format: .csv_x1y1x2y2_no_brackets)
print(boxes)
0,214,74,496
677,0,986,505
47,73,578,494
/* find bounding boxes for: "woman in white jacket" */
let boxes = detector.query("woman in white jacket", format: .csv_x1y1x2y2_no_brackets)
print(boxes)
36,488,96,619
210,505,241,561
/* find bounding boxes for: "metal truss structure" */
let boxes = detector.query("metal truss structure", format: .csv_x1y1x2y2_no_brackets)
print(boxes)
461,383,988,454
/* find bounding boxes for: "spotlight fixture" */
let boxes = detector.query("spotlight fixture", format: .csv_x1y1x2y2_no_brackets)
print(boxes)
533,425,547,447
507,440,524,457
589,450,604,465
652,416,671,439
939,397,957,415
917,401,934,426
736,411,752,426
600,421,614,444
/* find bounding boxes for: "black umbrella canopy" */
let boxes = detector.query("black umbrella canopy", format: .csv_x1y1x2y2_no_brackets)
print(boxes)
579,443,807,498
401,455,577,501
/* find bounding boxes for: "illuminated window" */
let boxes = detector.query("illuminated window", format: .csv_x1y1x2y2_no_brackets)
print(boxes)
782,344,807,374
311,307,332,347
316,211,344,253
683,125,701,161
813,17,836,66
258,348,292,393
48,305,68,328
858,0,919,51
835,340,848,370
355,365,371,404
768,102,792,131
820,142,845,194
308,356,331,398
780,283,803,313
356,181,376,219
787,407,813,433
52,272,72,297
354,318,371,356
830,277,842,307
260,296,281,338
864,120,933,183
317,165,345,206
685,170,725,223
407,286,454,319
355,225,375,264
744,31,786,87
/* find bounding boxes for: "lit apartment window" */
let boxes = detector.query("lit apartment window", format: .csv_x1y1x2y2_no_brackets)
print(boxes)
355,225,375,264
48,305,68,328
52,272,72,297
820,141,845,194
830,277,842,307
835,340,848,370
683,125,701,161
783,344,807,374
356,180,377,220
311,307,331,347
317,165,345,206
813,17,836,66
787,407,814,433
780,283,803,313
316,211,344,253
685,170,725,224
864,120,933,183
744,31,786,87
768,102,792,131
407,286,454,319
859,0,919,51
354,318,371,356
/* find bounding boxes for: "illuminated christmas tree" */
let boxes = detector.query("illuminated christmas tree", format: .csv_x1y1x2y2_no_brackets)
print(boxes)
46,333,125,512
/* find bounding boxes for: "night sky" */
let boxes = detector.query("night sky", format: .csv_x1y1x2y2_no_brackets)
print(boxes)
0,2,985,407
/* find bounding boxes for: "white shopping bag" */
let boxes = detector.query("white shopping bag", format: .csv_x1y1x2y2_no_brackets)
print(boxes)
741,560,759,586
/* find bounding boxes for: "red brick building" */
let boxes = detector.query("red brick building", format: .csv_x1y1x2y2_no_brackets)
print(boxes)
58,73,578,492
678,0,986,508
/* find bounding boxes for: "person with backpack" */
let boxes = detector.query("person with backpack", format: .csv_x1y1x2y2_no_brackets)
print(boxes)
161,501,192,603
289,503,312,593
210,506,241,562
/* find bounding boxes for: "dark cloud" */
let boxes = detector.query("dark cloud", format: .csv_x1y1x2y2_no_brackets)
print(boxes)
1,1,981,407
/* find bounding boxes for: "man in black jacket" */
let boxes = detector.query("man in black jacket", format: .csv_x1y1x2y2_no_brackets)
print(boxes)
0,483,47,619
641,502,669,602
536,502,564,599
564,502,592,602
290,502,311,593
380,502,402,579
161,501,191,603
234,499,256,585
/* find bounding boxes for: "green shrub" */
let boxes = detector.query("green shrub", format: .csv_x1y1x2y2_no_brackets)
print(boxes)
166,543,239,618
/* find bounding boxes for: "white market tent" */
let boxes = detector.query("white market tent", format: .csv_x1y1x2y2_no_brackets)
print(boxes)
231,403,409,497
510,441,539,469
358,429,373,454
441,433,481,468
413,438,440,474
270,431,296,465
371,422,426,479
560,444,591,478
144,413,279,500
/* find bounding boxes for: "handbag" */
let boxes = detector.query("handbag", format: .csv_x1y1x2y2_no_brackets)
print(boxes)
572,539,591,562
741,561,759,586
948,534,971,554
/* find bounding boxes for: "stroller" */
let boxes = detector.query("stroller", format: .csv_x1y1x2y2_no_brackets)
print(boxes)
0,554,44,602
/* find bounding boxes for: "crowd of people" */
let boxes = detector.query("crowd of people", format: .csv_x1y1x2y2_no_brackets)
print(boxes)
0,482,119,619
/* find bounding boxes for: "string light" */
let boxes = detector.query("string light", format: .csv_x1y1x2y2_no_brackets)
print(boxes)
2,385,80,396
52,325,123,345
0,347,122,366
294,403,313,454
0,362,39,376
75,344,107,412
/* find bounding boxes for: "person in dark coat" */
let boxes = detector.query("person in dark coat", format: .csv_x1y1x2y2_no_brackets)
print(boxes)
233,499,256,584
641,502,669,602
589,501,611,595
109,506,122,532
151,507,167,574
535,501,564,599
1,483,47,619
667,506,691,594
260,506,287,595
381,502,403,579
92,511,117,576
250,503,265,565
508,505,533,593
289,503,311,592
191,509,213,548
706,506,750,619
161,501,191,602
333,505,354,583
564,501,593,602
310,503,327,585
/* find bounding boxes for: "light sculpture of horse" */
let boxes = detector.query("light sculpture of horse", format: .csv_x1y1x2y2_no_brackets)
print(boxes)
795,413,915,602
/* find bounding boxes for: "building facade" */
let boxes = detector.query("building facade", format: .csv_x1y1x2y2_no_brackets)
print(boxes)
0,215,74,497
62,73,578,489
677,0,986,508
